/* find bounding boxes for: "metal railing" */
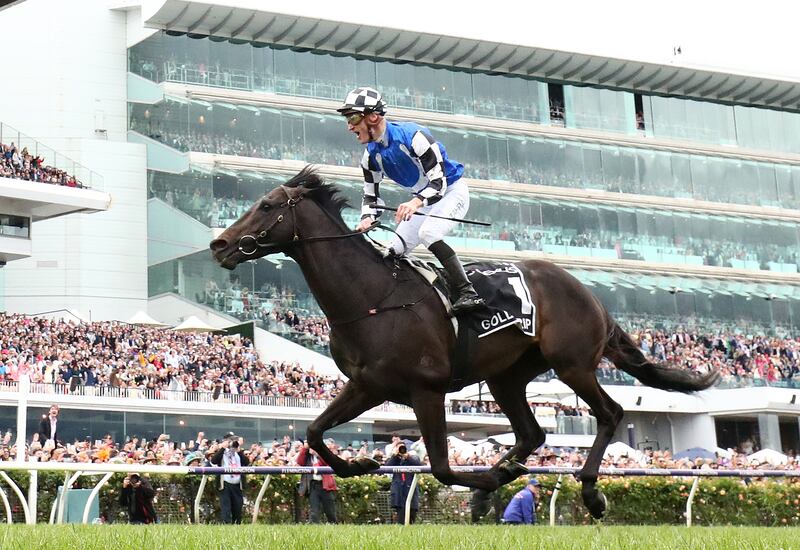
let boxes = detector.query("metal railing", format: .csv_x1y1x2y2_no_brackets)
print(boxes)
0,380,412,413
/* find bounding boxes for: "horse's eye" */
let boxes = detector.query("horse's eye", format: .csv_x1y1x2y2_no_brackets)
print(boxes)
261,201,271,211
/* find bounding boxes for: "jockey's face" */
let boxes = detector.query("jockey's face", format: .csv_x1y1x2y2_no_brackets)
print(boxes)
345,112,382,144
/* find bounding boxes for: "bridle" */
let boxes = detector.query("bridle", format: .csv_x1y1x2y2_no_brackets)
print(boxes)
237,185,376,256
233,185,425,326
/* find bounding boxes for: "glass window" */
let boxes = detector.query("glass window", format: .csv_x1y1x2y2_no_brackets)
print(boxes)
669,153,693,198
581,144,603,190
129,84,800,210
129,31,800,153
208,39,252,89
252,45,275,93
567,85,631,133
0,214,30,238
471,73,541,122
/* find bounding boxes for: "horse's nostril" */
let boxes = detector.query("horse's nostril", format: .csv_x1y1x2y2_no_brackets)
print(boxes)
210,239,228,252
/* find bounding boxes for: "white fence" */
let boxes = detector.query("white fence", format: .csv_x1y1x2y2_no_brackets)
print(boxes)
0,461,798,527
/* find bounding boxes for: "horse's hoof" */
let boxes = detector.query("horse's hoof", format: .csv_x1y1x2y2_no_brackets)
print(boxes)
498,460,529,482
352,457,380,474
471,489,492,523
587,490,607,519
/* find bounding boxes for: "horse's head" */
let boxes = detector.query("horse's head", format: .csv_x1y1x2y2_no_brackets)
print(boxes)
210,167,348,269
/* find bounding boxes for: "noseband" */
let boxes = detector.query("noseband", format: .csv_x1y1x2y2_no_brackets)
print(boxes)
238,186,301,256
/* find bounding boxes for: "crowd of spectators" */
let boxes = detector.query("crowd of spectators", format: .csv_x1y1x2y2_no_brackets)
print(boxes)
2,308,800,468
1,141,82,187
627,326,800,387
5,298,796,400
197,280,330,353
4,425,799,475
450,399,590,418
0,312,341,400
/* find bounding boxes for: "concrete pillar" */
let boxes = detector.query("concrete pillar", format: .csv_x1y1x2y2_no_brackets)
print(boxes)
758,413,782,451
668,413,717,452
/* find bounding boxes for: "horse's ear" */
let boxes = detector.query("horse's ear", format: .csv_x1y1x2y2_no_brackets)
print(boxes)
281,185,306,199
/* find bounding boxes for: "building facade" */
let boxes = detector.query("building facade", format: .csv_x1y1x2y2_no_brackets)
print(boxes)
128,19,800,337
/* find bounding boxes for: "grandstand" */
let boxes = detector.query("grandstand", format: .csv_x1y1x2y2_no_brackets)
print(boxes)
1,0,800,474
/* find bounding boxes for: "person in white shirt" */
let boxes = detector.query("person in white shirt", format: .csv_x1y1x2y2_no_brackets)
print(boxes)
38,404,60,446
209,432,250,524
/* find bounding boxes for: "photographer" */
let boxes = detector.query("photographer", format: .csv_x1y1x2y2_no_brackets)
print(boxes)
296,440,337,523
385,441,422,524
210,432,250,524
119,473,157,524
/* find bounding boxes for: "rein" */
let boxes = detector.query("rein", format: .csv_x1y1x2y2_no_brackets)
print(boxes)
236,186,428,325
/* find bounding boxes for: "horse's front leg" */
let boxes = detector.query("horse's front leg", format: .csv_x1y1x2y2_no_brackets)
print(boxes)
412,389,502,491
306,381,383,477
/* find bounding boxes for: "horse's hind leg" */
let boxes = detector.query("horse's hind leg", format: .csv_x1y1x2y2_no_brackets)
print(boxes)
557,368,623,519
411,389,502,491
306,382,384,477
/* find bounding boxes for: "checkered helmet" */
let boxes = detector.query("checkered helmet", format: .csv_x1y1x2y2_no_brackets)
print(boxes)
337,87,387,116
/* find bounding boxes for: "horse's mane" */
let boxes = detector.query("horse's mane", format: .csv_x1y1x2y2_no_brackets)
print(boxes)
284,167,382,258
284,166,350,229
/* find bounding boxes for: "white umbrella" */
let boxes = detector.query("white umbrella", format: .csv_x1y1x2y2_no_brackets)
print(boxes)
126,310,168,327
172,315,219,333
447,435,477,456
603,441,644,461
714,446,733,459
747,448,788,466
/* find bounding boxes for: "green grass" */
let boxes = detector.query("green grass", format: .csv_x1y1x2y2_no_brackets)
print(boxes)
0,525,798,550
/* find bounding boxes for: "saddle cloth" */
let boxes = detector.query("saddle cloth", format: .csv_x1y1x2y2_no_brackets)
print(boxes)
464,261,536,338
401,256,536,338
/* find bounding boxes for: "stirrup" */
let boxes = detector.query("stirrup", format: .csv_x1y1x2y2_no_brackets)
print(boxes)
452,294,486,314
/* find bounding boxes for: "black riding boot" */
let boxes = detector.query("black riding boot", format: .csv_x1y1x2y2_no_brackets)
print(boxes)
429,241,485,314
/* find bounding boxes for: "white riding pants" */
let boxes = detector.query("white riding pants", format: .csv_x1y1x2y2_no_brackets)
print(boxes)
390,181,470,255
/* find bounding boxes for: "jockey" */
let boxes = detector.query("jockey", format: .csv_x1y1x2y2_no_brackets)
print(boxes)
338,86,485,314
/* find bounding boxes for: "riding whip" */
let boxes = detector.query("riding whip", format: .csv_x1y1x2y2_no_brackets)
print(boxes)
365,204,491,227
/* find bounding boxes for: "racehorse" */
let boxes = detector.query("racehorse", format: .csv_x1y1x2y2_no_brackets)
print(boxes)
209,167,719,519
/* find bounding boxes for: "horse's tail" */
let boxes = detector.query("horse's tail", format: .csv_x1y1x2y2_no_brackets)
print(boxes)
602,313,719,393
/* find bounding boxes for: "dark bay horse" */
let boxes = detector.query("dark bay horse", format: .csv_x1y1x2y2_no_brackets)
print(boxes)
209,167,719,518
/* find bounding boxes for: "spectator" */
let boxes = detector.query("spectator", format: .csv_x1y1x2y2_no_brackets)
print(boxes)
210,432,250,524
501,477,540,525
119,473,158,524
296,440,337,523
385,441,422,524
38,404,61,447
